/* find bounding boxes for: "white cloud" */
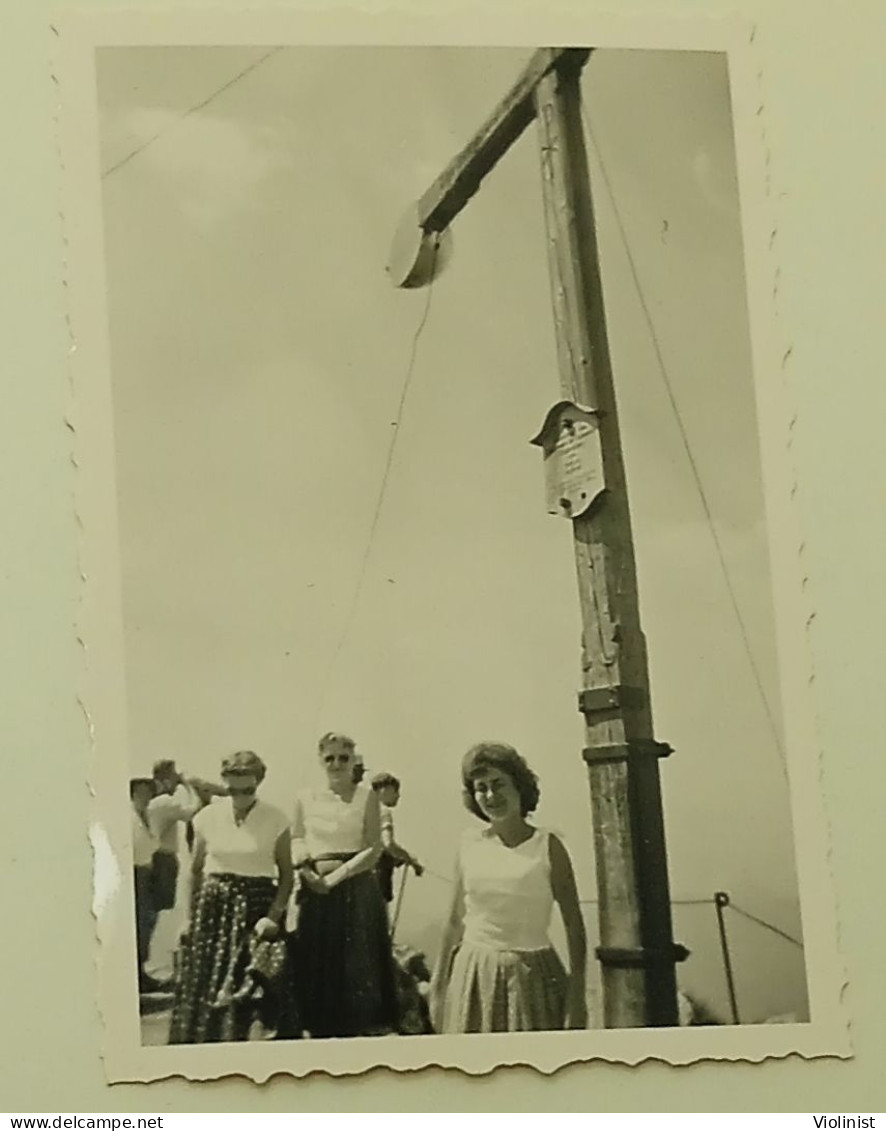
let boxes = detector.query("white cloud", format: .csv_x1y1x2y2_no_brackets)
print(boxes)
115,107,294,227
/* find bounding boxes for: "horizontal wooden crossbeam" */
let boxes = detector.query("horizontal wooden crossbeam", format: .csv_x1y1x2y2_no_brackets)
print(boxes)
416,46,592,234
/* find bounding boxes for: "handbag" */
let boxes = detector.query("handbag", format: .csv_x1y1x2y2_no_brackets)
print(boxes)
247,935,288,985
212,930,289,1010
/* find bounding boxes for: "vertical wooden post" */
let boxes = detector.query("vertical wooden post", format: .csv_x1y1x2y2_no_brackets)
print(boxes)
534,54,680,1027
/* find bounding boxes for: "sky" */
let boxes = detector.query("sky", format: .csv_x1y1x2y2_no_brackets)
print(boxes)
97,45,807,1024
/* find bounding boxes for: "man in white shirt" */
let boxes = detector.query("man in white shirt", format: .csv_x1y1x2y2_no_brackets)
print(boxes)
147,760,201,915
145,760,226,983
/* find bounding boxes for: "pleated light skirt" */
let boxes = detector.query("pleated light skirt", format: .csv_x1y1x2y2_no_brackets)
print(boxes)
441,942,568,1033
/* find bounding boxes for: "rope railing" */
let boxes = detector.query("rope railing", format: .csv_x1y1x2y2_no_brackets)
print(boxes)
413,870,802,951
395,873,803,1025
579,897,712,908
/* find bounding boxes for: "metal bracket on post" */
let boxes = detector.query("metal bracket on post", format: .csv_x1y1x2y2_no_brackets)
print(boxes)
595,943,690,970
582,740,673,766
578,685,646,716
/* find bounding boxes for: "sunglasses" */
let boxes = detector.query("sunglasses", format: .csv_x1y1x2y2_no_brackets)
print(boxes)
323,753,353,766
227,785,257,797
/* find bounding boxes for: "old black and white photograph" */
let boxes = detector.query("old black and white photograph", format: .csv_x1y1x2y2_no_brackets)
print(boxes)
55,18,847,1080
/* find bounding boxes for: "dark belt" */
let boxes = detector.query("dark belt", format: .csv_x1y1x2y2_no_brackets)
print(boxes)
205,872,277,886
306,852,357,865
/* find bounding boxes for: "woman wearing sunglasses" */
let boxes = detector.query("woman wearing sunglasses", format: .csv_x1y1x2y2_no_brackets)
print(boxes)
169,750,297,1043
291,732,399,1038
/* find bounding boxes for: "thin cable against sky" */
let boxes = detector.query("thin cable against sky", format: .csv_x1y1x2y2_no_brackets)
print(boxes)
310,242,440,736
579,91,789,783
102,47,284,179
97,44,438,738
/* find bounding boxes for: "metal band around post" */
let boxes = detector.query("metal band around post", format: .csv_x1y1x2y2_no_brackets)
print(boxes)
595,943,690,970
578,685,646,715
582,739,673,766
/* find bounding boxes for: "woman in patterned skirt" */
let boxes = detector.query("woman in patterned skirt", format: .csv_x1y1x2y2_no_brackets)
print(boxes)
291,732,399,1038
429,742,588,1033
169,750,297,1043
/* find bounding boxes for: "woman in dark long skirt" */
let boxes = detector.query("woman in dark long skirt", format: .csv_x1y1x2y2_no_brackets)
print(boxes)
291,733,399,1038
169,750,298,1043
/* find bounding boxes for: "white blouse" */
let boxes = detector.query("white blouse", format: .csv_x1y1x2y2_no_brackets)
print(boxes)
459,826,555,952
292,783,372,860
193,799,290,879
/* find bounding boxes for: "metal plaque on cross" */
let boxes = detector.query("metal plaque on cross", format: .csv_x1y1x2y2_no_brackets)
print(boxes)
530,400,606,519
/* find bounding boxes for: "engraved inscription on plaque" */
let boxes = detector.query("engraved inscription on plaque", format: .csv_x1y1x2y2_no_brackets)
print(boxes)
531,401,606,518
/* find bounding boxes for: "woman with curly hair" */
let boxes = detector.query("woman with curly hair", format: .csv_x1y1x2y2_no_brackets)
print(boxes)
429,742,588,1033
169,750,297,1043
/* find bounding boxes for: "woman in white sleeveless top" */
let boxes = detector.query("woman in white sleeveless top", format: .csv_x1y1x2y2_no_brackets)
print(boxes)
430,743,588,1033
169,750,298,1043
291,732,399,1037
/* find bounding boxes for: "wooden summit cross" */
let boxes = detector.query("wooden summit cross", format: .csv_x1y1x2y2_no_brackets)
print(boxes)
388,47,685,1028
